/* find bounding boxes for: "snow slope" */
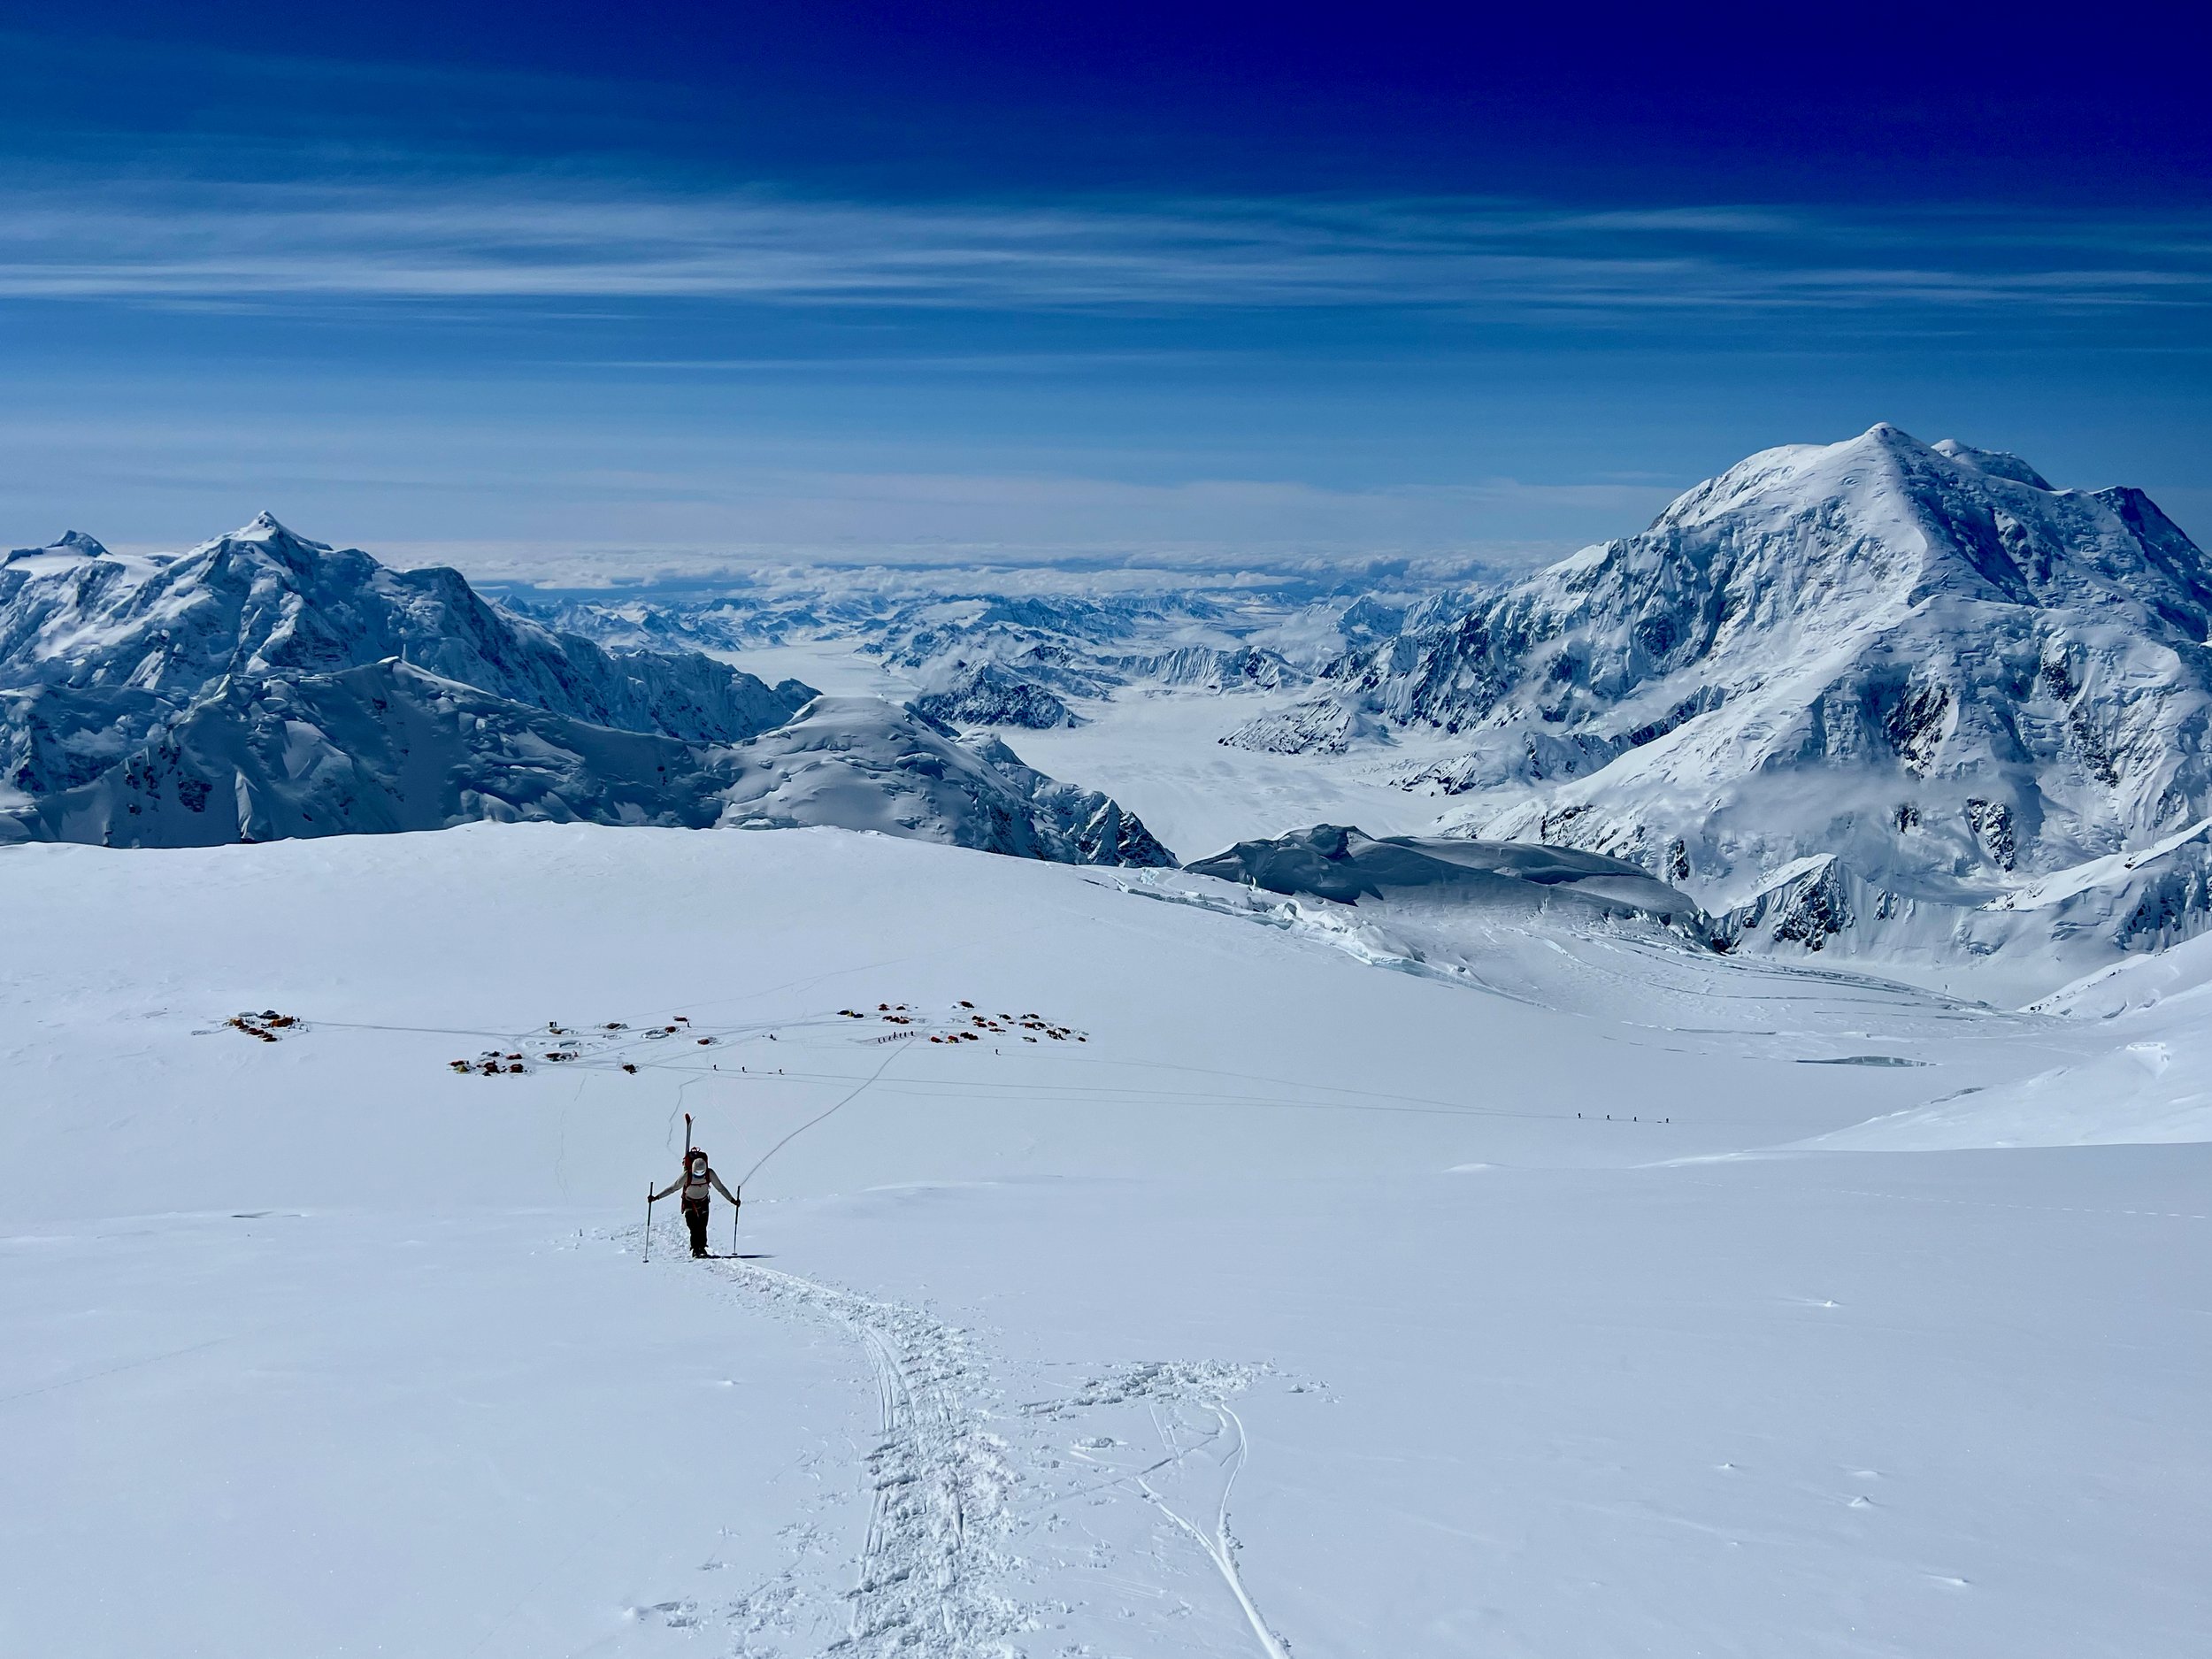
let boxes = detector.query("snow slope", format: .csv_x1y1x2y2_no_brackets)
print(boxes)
1009,687,1456,856
2,658,727,843
1810,926,2212,1149
3,824,2205,1657
0,677,1174,866
712,695,1175,865
1238,426,2212,983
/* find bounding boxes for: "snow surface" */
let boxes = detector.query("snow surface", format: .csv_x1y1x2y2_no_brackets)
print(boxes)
1184,822,1709,941
712,695,1173,866
1010,687,1456,859
1810,926,2212,1149
4,823,2205,1656
705,641,1460,862
9,435,2212,1651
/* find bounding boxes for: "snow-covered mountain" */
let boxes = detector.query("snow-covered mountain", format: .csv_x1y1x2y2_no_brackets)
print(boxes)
1108,642,1302,693
1231,426,2212,979
0,520,1172,866
526,579,1357,723
910,660,1079,729
2,658,731,845
0,663,1176,864
1,515,811,746
0,517,819,822
716,696,1173,865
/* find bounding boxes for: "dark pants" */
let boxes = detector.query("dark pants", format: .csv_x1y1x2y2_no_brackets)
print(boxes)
684,1202,710,1257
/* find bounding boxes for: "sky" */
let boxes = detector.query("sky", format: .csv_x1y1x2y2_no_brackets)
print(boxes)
4,3,2209,581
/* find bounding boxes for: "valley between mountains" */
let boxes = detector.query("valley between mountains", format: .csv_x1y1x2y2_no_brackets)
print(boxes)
5,426,2209,1657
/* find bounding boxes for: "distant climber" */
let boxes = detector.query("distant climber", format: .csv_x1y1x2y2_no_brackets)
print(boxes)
652,1148,739,1258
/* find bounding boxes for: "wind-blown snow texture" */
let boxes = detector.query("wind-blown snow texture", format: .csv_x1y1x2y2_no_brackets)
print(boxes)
1232,426,2212,981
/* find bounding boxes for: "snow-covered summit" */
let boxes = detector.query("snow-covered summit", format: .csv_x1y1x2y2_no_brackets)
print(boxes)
1548,421,2210,633
909,660,1079,730
0,513,810,744
0,518,1177,866
1929,438,2053,490
0,515,824,817
1228,426,2212,979
4,529,115,565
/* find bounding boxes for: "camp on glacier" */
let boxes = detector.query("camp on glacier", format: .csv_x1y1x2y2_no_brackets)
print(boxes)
4,426,2209,1659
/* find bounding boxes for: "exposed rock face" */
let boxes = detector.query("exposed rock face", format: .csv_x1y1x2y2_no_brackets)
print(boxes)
1229,426,2212,972
0,515,816,826
1,514,811,744
0,522,1171,868
1114,644,1302,693
910,662,1079,729
3,659,727,846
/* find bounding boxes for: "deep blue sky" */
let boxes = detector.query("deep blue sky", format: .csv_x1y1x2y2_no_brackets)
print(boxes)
4,3,2208,579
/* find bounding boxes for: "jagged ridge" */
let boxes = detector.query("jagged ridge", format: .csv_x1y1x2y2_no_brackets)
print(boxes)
1225,426,2212,978
0,521,1173,867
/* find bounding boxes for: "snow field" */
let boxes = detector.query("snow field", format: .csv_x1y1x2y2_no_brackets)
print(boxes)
2,821,2208,1655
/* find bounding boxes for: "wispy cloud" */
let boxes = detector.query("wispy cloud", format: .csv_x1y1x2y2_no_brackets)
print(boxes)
2,173,2207,319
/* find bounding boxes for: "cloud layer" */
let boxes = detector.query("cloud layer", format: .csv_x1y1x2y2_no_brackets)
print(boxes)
6,174,2208,320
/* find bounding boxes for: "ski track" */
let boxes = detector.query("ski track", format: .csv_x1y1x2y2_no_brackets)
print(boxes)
1133,1399,1288,1659
712,1258,1025,1658
1027,1360,1290,1659
681,1250,1294,1659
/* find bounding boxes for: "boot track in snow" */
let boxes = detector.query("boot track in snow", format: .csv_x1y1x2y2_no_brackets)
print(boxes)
715,1259,1025,1657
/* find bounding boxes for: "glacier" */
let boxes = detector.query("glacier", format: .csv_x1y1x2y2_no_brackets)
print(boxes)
7,429,2212,1659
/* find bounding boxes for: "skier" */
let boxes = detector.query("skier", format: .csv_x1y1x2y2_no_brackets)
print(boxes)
651,1148,740,1258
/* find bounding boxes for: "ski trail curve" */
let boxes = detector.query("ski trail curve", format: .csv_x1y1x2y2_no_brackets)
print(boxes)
695,1257,1296,1657
1030,1360,1291,1658
1135,1399,1289,1659
716,1260,1023,1658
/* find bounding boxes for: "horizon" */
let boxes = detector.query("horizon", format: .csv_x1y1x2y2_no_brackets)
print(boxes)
13,419,2166,597
9,19,2212,1654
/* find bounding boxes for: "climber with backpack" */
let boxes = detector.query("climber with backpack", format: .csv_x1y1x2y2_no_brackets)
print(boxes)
651,1146,740,1258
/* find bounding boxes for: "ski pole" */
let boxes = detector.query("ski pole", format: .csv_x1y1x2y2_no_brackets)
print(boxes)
643,1186,654,1263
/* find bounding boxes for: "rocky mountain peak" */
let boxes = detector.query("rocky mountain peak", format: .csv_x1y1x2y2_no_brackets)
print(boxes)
1226,427,2212,976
